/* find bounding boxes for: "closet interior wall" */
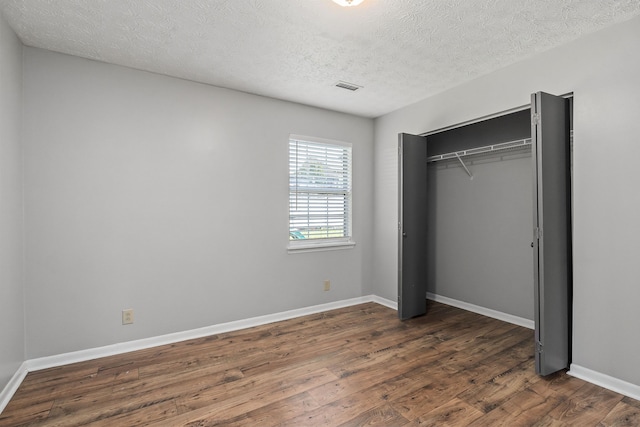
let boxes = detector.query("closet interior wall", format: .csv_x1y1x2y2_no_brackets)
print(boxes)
426,110,535,320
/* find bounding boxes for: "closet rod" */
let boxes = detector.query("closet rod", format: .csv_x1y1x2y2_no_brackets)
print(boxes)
427,138,531,163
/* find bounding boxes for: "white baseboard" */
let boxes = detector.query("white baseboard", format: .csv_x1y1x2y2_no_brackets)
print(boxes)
427,292,535,330
2,295,393,413
26,295,381,372
371,295,397,310
0,362,29,415
429,294,640,401
568,364,640,401
9,295,638,414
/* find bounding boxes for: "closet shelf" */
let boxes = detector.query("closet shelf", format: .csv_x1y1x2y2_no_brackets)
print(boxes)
426,138,531,163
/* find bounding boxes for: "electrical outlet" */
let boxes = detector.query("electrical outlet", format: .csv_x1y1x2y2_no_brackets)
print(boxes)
122,309,134,325
324,280,331,291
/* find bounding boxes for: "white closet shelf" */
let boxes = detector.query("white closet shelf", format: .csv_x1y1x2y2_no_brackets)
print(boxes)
426,138,531,163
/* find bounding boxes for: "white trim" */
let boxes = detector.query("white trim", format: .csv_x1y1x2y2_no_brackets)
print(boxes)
22,296,380,373
568,364,640,401
5,295,640,413
287,240,356,253
427,292,534,329
371,295,397,310
1,295,391,410
289,134,352,148
1,296,386,410
0,362,29,414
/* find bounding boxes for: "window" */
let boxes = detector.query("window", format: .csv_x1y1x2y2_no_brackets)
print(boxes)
288,135,354,252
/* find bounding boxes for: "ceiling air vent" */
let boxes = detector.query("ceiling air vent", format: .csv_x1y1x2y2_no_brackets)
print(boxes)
334,81,362,91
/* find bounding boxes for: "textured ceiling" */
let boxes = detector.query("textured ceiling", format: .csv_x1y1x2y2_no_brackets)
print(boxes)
1,0,640,118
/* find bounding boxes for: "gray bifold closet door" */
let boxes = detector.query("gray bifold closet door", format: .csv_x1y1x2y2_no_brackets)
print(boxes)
531,91,572,376
398,133,428,320
397,93,572,377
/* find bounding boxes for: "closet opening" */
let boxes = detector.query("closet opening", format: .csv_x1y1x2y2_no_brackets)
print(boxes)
398,93,573,376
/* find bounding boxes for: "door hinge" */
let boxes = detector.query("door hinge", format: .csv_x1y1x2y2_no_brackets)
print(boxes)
534,227,543,239
532,113,541,126
536,341,544,354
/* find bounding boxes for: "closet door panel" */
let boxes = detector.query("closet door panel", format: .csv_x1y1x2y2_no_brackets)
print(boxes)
531,92,571,375
398,133,428,320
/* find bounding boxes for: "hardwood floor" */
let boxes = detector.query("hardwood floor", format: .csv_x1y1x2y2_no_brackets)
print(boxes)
1,301,638,426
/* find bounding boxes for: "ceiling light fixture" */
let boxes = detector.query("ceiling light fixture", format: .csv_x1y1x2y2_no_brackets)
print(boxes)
332,0,364,7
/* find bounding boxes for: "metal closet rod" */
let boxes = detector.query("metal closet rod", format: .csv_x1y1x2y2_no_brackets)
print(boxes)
426,137,531,163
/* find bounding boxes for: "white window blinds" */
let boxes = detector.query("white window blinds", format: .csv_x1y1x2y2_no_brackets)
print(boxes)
289,136,352,244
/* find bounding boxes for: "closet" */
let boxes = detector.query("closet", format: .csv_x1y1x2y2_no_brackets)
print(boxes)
398,92,572,376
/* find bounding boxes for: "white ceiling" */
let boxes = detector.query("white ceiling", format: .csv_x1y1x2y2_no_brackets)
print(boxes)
1,0,640,118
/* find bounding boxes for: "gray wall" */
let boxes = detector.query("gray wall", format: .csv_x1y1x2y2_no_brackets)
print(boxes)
22,48,374,359
0,12,24,390
373,15,640,387
5,7,639,396
427,151,534,320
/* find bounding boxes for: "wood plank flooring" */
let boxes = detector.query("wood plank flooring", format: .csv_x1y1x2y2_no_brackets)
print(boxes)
1,301,638,426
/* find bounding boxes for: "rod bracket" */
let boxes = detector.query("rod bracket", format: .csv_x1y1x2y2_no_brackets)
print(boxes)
455,153,473,180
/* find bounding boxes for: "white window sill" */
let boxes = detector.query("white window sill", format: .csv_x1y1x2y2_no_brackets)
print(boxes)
287,240,356,254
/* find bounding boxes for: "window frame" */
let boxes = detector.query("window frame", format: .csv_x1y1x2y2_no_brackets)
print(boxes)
287,134,355,253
